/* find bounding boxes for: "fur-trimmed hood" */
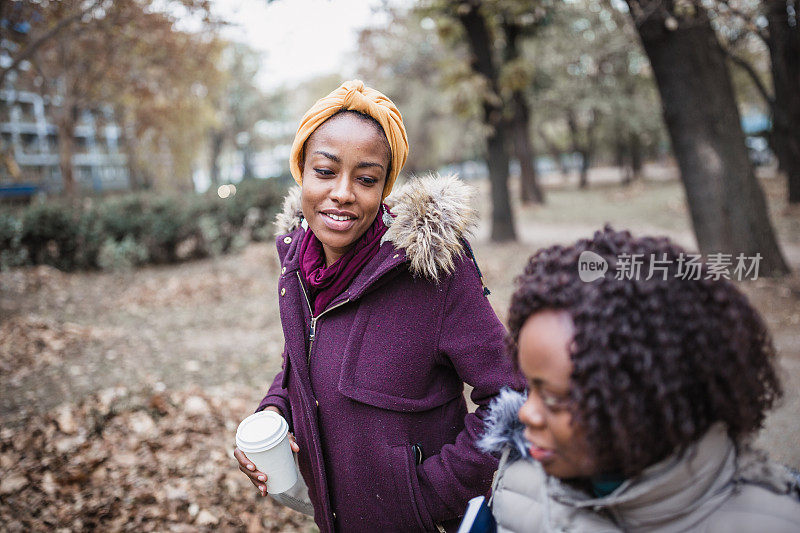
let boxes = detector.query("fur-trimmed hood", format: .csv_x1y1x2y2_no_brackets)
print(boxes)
478,387,529,462
485,390,800,533
478,389,800,488
274,173,478,281
482,390,800,503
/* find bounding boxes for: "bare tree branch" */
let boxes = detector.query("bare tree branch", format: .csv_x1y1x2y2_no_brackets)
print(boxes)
0,0,103,87
713,0,770,45
626,0,669,27
724,48,775,107
536,124,565,155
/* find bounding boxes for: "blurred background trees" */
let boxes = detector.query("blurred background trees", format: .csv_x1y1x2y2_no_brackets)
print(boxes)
1,0,797,275
1,0,223,195
409,0,792,273
626,0,789,274
411,0,668,241
206,42,272,187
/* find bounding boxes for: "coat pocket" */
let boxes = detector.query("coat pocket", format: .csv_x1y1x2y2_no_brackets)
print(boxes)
335,306,462,412
338,380,462,412
388,444,437,532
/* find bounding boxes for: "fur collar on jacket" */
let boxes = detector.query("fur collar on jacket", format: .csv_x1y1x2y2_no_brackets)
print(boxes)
478,387,528,461
274,173,477,281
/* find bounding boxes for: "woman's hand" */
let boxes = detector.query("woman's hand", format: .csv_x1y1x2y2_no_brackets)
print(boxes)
234,406,300,497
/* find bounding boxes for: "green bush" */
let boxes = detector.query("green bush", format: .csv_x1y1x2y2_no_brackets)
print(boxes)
5,178,284,272
140,196,195,263
197,214,227,256
0,213,28,270
231,178,283,241
97,235,149,271
20,202,84,270
76,207,106,269
94,195,150,242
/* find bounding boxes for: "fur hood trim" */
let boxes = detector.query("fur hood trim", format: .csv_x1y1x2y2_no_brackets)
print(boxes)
480,391,800,498
274,186,304,236
383,173,477,280
274,173,478,280
478,388,529,462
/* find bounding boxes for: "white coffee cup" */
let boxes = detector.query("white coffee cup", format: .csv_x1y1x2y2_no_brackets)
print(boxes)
236,411,298,494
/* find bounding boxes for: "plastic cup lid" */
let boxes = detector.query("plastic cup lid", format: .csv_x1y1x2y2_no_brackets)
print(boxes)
235,411,289,453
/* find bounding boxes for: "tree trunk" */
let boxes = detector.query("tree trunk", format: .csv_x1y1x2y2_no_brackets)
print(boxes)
242,141,255,180
628,1,789,275
209,130,224,187
486,114,515,240
617,133,632,185
456,0,516,241
629,131,643,180
568,109,596,189
581,110,598,189
765,0,800,204
116,106,145,190
770,120,790,175
537,125,568,179
567,110,581,186
57,104,77,197
510,92,544,204
503,20,544,205
578,152,589,189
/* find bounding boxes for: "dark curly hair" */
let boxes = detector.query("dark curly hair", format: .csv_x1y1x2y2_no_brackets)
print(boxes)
507,226,782,478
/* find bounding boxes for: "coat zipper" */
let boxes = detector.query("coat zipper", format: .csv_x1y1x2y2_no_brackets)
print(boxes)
296,271,350,361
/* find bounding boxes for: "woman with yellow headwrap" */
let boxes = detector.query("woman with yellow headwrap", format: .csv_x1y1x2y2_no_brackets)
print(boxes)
234,80,522,532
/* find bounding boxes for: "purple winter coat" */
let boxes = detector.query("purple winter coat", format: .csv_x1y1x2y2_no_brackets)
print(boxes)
257,174,524,532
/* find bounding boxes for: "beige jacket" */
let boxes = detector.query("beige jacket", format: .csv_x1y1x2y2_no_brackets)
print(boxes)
491,424,800,532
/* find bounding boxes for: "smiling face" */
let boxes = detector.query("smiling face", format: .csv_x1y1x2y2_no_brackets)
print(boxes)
517,310,597,480
300,112,390,266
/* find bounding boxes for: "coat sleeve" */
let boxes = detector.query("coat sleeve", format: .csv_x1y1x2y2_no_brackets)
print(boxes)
255,345,292,424
416,252,526,524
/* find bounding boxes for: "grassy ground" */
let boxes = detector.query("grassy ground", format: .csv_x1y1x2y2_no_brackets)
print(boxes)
1,165,798,530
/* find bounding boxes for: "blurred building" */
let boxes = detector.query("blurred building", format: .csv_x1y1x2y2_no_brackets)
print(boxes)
0,85,131,196
1,21,130,197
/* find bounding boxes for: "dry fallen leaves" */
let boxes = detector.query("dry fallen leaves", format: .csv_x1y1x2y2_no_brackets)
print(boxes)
0,315,95,383
0,386,314,532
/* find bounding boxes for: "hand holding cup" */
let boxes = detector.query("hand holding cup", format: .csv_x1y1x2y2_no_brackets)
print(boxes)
234,406,299,496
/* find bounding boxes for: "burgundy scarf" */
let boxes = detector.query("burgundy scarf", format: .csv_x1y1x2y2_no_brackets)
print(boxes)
299,207,389,316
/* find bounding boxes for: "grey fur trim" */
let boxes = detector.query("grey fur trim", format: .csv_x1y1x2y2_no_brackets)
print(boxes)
381,207,394,227
274,186,303,235
478,388,529,462
382,172,477,280
273,173,477,280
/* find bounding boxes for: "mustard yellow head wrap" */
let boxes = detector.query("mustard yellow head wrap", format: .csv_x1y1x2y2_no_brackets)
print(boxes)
289,80,409,200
